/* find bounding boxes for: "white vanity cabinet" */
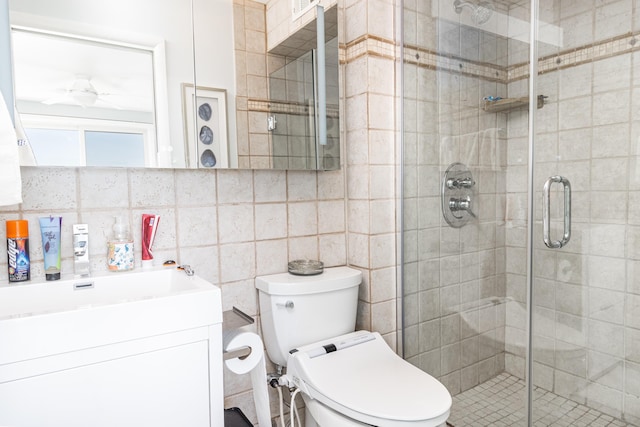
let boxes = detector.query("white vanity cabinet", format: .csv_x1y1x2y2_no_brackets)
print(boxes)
0,269,224,427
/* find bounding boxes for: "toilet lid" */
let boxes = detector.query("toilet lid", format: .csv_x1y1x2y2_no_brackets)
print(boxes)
287,331,452,425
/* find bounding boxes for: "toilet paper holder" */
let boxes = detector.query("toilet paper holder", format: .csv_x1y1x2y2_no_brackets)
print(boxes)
223,306,255,361
223,314,272,427
224,346,252,360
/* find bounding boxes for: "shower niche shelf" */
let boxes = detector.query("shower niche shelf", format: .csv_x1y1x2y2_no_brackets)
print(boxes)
482,95,546,113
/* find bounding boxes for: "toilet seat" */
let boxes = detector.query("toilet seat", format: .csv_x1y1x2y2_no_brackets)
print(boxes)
286,331,452,427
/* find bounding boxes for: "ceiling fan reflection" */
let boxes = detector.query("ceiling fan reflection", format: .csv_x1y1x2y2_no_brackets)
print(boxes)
42,75,122,109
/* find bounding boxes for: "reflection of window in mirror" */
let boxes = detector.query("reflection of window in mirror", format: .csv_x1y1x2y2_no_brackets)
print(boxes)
24,125,150,168
86,131,145,167
12,28,157,167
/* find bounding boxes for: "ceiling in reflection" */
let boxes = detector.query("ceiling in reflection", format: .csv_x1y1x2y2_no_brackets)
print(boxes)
13,30,154,121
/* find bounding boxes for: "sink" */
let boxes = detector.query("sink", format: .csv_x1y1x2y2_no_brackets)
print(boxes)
0,267,223,427
0,267,222,364
0,267,216,320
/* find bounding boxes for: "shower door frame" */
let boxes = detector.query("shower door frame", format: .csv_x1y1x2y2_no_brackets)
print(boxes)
524,1,539,425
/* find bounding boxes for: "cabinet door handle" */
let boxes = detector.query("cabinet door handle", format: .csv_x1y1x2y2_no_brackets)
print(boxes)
543,176,571,249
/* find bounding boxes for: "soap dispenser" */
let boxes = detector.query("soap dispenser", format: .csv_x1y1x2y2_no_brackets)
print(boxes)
107,216,134,272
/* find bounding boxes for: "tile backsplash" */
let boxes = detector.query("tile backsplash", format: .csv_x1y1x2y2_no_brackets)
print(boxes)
0,167,347,315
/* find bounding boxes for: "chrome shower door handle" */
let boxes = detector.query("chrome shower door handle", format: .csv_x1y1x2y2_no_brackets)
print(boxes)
542,175,571,249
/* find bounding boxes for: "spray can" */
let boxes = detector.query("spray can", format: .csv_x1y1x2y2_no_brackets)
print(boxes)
6,220,30,282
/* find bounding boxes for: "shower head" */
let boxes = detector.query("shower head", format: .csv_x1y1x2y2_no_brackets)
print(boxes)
453,0,495,25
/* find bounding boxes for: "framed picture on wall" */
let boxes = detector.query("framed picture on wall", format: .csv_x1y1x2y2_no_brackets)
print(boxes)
181,84,229,168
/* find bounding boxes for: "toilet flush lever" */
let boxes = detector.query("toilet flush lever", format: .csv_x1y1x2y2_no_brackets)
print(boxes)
276,300,294,309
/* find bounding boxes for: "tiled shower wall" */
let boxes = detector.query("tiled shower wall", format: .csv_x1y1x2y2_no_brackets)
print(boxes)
403,4,640,423
503,0,640,423
402,1,510,396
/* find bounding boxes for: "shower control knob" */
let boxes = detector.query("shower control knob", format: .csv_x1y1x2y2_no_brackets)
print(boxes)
449,196,477,218
276,300,295,309
442,162,476,228
446,177,476,189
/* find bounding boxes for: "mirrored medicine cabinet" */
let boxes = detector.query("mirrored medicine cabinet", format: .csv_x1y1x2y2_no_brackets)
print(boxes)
1,0,341,171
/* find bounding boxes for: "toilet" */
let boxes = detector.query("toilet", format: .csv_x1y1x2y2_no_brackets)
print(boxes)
256,266,452,427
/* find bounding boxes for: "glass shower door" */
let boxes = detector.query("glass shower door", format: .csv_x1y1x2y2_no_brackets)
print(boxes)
401,0,640,425
529,0,639,424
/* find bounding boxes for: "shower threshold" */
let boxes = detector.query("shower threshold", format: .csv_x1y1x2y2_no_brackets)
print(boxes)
447,373,630,426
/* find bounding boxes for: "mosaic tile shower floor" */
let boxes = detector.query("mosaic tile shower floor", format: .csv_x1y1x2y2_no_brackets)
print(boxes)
447,373,631,427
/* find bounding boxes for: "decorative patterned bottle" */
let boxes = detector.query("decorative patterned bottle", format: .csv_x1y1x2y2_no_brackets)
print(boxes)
107,216,134,272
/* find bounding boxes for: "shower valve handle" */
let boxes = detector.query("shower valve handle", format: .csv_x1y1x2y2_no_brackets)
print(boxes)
449,196,477,218
447,177,476,189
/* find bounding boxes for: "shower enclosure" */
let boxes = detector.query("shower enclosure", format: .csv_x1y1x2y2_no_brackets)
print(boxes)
402,0,640,425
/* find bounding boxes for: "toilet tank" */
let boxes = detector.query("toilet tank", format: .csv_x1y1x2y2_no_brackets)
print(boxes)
256,266,362,367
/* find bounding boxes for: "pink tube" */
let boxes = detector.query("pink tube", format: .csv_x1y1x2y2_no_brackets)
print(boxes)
141,214,160,267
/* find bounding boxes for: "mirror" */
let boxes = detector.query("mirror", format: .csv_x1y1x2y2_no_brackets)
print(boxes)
267,6,339,170
12,28,159,167
6,0,340,170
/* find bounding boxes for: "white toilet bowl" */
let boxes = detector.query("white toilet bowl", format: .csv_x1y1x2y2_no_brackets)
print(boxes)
286,331,451,427
303,396,369,427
